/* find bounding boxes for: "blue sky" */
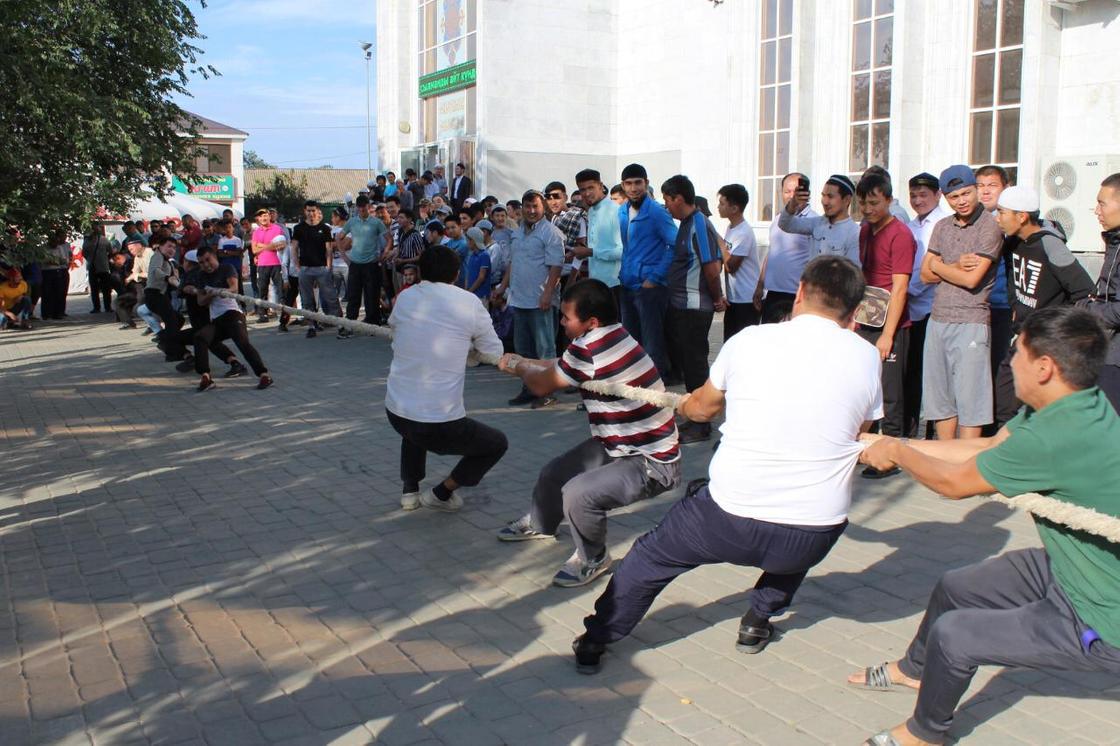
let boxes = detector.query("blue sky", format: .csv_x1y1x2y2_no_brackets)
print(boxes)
175,0,379,170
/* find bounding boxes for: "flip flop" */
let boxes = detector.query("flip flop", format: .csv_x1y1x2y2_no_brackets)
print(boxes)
849,662,916,694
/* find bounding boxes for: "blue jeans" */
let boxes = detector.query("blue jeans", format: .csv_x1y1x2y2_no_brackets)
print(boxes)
513,307,556,360
619,285,670,377
135,303,162,333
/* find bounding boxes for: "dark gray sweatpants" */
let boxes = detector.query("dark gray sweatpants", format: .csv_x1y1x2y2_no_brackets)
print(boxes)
899,548,1120,743
529,438,680,562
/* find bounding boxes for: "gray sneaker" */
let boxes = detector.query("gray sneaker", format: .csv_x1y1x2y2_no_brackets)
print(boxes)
400,492,421,511
497,514,554,542
552,550,612,588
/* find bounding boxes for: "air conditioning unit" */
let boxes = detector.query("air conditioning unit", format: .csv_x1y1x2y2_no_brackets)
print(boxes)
1038,155,1120,252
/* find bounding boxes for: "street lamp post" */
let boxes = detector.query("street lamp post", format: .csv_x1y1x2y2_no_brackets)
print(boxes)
360,42,373,182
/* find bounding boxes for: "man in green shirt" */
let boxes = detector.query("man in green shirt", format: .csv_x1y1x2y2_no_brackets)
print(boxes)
338,194,388,334
851,306,1120,746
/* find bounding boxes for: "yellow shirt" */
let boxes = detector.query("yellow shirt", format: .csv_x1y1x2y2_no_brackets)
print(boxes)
0,280,28,311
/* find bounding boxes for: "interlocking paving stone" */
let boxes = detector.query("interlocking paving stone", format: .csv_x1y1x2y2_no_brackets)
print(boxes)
1,302,1116,744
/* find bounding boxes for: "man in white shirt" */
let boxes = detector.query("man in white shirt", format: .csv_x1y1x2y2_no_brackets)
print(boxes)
755,173,814,323
718,183,761,340
573,255,882,674
904,172,950,436
385,245,508,512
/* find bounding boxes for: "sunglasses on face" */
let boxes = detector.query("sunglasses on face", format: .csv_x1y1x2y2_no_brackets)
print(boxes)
545,193,565,200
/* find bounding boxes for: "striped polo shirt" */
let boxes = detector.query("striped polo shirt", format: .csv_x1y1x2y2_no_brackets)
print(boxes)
557,324,680,463
669,209,721,311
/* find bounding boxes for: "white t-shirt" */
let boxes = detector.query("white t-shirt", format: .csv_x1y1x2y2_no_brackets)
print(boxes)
707,314,883,525
385,281,505,423
724,221,761,304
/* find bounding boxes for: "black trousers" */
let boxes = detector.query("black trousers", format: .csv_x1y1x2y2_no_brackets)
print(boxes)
723,301,760,341
761,290,795,324
1099,364,1120,415
40,268,69,319
193,311,267,377
256,265,284,319
584,486,845,644
278,278,300,327
898,549,1120,744
143,288,182,333
89,270,112,311
993,339,1021,429
346,261,382,324
857,324,909,437
989,307,1013,378
666,308,714,393
903,317,928,437
386,410,508,494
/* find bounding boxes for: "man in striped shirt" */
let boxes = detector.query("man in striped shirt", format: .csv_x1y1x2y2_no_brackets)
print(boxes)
497,279,681,588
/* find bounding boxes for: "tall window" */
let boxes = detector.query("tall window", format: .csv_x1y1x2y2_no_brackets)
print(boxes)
849,0,894,176
757,0,793,221
969,0,1023,182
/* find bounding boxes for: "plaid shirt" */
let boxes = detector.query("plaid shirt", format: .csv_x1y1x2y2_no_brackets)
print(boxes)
551,207,587,252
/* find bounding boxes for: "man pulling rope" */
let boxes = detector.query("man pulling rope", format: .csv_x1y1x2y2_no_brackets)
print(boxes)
207,276,1120,544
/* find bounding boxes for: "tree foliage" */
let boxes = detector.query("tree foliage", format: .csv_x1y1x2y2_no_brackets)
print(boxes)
243,150,275,169
245,173,309,222
0,0,214,261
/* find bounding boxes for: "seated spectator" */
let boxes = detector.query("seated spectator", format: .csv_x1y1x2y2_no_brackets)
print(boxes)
0,267,33,330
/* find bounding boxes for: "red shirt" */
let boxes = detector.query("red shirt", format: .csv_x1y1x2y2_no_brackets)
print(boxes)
859,218,917,328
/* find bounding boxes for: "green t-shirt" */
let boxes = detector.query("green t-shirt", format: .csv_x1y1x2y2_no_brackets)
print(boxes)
342,215,387,265
977,387,1120,645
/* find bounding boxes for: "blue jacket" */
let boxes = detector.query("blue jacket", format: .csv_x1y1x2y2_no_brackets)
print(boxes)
618,197,677,290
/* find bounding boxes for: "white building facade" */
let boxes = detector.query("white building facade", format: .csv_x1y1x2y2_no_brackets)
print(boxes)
377,0,1120,254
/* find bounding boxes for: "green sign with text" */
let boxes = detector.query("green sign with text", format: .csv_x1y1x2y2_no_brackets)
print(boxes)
172,174,236,201
419,60,477,99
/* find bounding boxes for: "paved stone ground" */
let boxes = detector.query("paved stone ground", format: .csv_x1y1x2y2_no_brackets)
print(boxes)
2,300,1118,746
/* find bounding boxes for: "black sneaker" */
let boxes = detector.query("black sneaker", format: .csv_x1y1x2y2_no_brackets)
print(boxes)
861,465,901,479
278,323,289,333
508,390,536,406
306,327,317,339
256,374,273,390
224,361,247,378
530,396,557,410
572,634,606,675
197,375,216,393
337,328,352,339
736,620,774,655
255,316,270,324
175,359,195,373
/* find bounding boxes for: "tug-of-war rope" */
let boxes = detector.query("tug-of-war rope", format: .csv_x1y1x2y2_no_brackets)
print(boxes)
213,287,1120,544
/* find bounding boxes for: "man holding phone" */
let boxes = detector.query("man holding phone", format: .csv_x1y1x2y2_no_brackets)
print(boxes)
778,174,861,267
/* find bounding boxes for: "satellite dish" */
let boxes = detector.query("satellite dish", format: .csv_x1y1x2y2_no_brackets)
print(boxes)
399,121,411,134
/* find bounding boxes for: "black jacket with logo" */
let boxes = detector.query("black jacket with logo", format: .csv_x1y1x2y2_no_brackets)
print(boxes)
1082,227,1120,365
1010,227,1094,333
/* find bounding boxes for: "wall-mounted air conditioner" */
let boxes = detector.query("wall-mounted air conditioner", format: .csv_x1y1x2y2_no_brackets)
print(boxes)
1039,155,1120,253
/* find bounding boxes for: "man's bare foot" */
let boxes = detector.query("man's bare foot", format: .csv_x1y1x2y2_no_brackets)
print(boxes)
847,661,921,691
863,723,936,745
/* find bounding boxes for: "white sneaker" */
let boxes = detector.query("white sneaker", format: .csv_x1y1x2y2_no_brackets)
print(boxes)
552,550,612,587
420,489,463,512
400,492,421,511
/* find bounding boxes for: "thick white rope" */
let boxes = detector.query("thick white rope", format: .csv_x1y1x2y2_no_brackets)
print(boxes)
215,288,1120,543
